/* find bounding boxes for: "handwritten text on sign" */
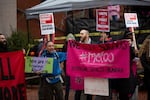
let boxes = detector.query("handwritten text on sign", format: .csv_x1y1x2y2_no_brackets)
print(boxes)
67,40,130,78
25,57,53,73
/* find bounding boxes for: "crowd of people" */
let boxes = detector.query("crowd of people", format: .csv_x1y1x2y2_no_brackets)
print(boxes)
0,28,150,100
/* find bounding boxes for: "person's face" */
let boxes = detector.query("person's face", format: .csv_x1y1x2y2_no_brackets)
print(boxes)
80,30,89,42
46,41,54,52
101,32,108,39
0,35,7,45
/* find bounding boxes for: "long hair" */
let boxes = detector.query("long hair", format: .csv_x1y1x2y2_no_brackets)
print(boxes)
139,35,150,62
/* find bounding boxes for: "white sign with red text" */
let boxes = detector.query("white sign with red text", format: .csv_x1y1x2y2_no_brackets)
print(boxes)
84,77,109,96
124,13,139,28
39,13,55,35
96,9,110,32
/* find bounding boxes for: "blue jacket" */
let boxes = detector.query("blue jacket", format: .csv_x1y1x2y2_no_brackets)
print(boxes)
41,49,66,84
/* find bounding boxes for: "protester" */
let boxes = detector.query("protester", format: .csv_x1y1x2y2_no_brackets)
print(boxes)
138,35,150,100
37,36,48,56
113,30,138,100
38,41,66,100
97,32,112,44
74,28,94,100
125,30,139,100
0,33,8,52
62,33,75,100
95,32,112,100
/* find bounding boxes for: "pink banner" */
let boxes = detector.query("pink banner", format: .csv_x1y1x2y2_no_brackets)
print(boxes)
67,40,130,78
70,76,84,90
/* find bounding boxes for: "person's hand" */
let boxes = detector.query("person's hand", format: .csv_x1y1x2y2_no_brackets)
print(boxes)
22,48,26,54
35,71,42,75
134,49,139,55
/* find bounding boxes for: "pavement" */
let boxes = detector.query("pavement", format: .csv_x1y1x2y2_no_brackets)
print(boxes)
26,85,147,100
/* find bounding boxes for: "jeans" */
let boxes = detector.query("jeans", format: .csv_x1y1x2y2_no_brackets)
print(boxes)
65,76,70,100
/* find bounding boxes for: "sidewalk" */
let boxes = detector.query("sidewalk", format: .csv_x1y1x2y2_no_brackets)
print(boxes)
26,85,147,100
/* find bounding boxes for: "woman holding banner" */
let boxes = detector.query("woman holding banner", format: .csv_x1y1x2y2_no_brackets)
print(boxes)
95,32,113,100
38,41,66,100
62,33,75,100
114,30,138,100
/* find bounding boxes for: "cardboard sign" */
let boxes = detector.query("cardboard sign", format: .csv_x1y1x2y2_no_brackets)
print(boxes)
39,13,55,35
124,13,139,28
96,9,110,32
25,56,53,73
84,77,109,96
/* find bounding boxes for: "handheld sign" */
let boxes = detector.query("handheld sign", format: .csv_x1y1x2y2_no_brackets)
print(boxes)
25,56,53,73
124,13,139,50
124,13,139,28
39,13,55,35
96,9,110,32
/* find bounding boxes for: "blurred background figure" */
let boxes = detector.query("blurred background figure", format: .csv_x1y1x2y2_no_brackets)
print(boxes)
97,32,112,44
139,35,150,100
0,33,8,52
95,32,112,100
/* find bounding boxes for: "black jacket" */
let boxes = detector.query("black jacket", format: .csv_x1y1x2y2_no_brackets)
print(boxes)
0,43,8,52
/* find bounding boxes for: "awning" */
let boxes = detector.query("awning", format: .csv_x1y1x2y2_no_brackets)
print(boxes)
25,0,150,19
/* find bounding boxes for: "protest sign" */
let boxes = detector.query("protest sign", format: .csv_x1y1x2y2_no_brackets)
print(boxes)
84,77,109,96
0,51,27,100
96,9,109,32
67,40,130,78
39,13,55,35
25,57,53,73
124,13,139,28
124,13,139,50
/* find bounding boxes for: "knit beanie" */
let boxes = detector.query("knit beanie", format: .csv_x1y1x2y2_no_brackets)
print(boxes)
66,33,75,41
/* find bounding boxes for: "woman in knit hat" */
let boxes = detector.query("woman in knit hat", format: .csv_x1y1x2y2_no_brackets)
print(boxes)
62,33,75,100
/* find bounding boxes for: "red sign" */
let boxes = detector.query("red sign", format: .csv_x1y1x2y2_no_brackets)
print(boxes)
96,9,110,32
0,51,27,100
40,14,53,24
